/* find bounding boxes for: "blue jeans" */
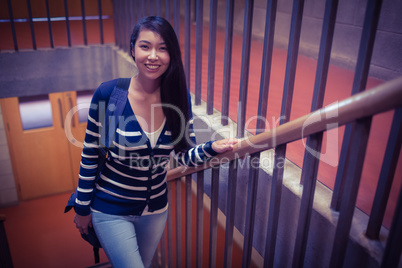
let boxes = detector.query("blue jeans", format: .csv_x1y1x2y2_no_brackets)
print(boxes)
92,210,168,268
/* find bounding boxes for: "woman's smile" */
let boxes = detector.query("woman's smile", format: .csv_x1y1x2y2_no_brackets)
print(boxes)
145,64,161,71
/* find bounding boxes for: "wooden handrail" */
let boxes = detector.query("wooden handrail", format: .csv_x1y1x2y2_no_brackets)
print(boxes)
167,76,402,181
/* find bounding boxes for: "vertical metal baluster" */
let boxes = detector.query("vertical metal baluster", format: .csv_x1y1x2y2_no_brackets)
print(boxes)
128,0,134,38
380,186,402,268
45,0,54,48
264,144,285,267
63,0,71,47
123,0,128,51
125,0,130,52
6,0,18,51
26,0,36,49
209,166,220,268
176,179,182,267
184,0,191,87
264,0,305,266
160,229,167,267
194,0,203,105
366,108,402,239
167,182,174,268
292,0,338,266
157,0,162,17
147,0,151,16
80,0,87,45
185,174,192,268
236,0,254,138
329,118,373,268
196,170,204,268
174,0,180,41
98,0,104,44
120,0,125,49
242,153,259,268
165,0,170,22
112,0,119,47
329,0,383,263
331,0,383,212
137,0,143,23
221,0,234,125
141,0,146,17
207,0,218,115
255,0,278,134
224,160,238,268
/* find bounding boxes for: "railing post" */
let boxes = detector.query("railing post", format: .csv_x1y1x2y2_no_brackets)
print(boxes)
242,153,260,268
175,179,182,267
366,107,402,239
292,0,339,266
264,145,285,267
80,0,88,45
209,166,220,268
174,0,180,42
26,0,37,50
265,0,305,265
329,117,373,268
331,0,383,212
164,0,170,21
196,170,204,268
256,0,278,134
167,182,174,268
6,0,18,51
221,0,235,126
236,0,254,138
45,0,54,48
98,0,104,44
380,186,402,268
194,0,203,106
160,229,167,267
207,0,218,115
184,0,191,88
185,174,192,268
223,160,238,268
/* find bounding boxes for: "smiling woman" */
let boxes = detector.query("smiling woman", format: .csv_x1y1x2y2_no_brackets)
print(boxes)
72,16,237,268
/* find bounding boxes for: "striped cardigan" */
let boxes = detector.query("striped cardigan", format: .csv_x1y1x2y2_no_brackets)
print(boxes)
75,79,218,216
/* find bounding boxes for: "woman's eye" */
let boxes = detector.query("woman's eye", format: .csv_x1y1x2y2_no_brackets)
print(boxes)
160,46,167,51
140,45,148,49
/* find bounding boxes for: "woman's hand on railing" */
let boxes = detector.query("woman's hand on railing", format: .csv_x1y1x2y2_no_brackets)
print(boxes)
212,138,239,153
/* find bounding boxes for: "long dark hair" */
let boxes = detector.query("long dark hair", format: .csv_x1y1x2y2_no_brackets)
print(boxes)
130,16,191,153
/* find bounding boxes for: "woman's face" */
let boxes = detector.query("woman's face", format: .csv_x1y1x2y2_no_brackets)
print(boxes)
132,29,170,82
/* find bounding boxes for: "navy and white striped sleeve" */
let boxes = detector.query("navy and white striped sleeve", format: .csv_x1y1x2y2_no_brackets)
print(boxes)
75,88,105,216
173,117,219,168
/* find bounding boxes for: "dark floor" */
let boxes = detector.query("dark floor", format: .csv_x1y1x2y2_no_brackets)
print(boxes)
0,193,109,267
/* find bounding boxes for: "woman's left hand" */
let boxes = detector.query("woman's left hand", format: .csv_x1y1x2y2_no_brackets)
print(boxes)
212,138,239,153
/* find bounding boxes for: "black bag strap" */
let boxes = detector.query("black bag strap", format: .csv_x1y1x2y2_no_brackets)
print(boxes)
93,247,100,264
100,78,131,152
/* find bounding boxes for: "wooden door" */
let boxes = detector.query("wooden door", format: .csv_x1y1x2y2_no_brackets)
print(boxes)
1,92,77,200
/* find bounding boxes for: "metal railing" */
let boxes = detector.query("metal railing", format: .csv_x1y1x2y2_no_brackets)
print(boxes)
3,0,401,267
164,77,402,268
113,0,402,267
2,0,107,51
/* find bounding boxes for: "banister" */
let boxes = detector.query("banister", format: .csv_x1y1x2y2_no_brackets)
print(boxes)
167,76,402,181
